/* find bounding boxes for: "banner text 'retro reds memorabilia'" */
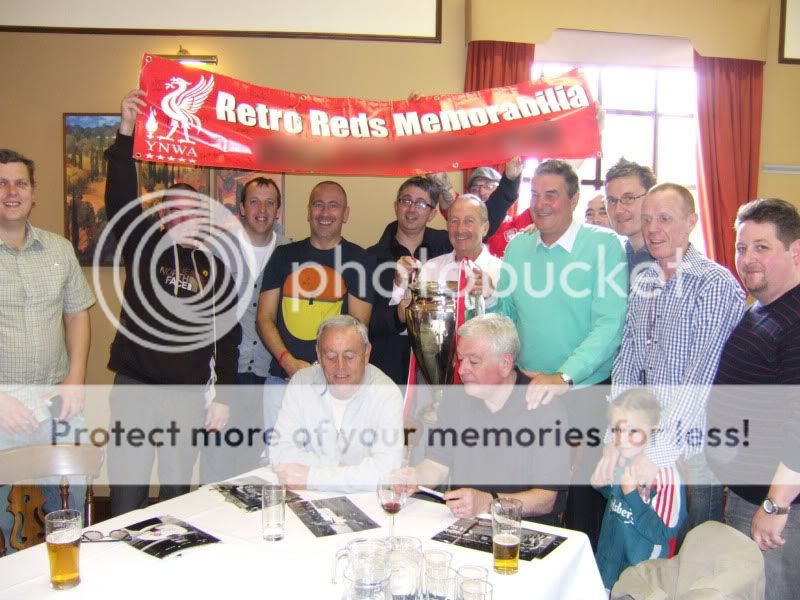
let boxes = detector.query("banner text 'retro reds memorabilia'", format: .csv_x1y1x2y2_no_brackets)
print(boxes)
133,54,601,176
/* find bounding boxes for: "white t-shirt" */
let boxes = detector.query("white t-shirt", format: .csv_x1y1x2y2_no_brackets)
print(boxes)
238,229,277,277
323,390,352,431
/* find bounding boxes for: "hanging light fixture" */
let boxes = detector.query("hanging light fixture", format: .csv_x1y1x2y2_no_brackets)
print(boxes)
157,45,218,66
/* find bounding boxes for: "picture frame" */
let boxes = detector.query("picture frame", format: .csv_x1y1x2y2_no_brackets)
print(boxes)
2,0,441,43
64,114,286,265
780,0,800,64
63,113,122,266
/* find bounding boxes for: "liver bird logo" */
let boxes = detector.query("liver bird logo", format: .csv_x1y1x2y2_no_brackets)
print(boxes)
158,75,215,144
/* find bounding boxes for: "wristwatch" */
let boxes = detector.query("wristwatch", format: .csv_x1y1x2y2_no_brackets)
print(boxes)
762,498,791,515
559,373,574,387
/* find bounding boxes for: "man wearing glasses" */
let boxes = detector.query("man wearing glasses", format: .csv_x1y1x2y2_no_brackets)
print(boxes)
604,158,657,277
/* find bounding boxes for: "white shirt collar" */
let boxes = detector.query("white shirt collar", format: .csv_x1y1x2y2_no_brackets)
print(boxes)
536,220,581,252
451,244,490,264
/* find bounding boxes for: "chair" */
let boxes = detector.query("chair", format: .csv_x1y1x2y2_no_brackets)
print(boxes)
611,521,765,600
0,444,105,556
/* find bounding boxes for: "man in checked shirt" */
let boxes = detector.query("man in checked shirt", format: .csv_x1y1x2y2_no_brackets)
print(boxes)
0,149,95,554
599,183,745,545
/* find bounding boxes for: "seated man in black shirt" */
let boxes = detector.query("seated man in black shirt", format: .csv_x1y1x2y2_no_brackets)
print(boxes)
396,314,570,526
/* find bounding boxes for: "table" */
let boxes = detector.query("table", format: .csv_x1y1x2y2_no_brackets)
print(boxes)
0,468,605,599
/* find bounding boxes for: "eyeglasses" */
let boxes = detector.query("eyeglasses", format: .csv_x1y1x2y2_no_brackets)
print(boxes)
397,196,434,210
468,181,499,193
81,529,132,542
605,192,646,206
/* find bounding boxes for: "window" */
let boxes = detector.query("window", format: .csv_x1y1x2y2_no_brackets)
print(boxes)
520,61,706,253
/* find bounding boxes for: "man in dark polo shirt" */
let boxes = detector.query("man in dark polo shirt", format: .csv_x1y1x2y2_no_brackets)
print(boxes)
396,314,572,526
706,198,800,600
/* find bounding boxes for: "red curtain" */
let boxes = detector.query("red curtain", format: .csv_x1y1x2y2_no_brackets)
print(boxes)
463,41,535,188
694,51,764,277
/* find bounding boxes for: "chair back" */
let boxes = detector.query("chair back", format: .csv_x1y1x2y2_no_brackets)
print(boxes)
0,444,105,555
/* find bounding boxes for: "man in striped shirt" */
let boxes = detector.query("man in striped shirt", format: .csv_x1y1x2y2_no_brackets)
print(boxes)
609,183,745,542
706,198,800,600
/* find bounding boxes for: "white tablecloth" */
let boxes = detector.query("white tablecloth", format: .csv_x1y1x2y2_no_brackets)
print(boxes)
0,469,605,599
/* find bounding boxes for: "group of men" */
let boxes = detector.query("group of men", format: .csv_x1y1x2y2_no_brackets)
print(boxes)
0,87,798,597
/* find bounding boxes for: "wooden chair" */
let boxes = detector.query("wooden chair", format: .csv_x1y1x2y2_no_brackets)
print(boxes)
0,444,104,556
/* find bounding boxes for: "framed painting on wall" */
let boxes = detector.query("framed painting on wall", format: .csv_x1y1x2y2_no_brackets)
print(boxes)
63,113,121,266
780,0,800,64
63,113,212,266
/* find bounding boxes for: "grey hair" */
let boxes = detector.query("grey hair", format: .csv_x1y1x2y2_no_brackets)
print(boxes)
457,314,520,360
452,193,489,223
316,315,369,347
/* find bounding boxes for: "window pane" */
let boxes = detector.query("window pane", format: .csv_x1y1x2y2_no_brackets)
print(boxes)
576,157,599,183
690,217,707,255
657,69,697,115
657,116,697,184
602,114,654,172
600,67,655,111
580,66,600,100
532,62,576,79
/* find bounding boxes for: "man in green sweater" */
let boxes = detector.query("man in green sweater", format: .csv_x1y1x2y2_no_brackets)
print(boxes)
490,159,628,548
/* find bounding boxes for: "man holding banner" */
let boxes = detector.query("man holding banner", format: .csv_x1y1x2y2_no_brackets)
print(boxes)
104,90,242,516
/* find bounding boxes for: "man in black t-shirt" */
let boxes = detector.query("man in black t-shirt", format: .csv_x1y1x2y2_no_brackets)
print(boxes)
706,198,800,600
256,181,376,381
396,315,571,526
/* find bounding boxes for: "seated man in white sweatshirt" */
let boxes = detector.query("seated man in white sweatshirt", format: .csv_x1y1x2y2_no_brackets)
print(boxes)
270,315,404,492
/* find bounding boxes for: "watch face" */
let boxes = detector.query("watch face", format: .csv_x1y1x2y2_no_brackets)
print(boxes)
764,499,776,514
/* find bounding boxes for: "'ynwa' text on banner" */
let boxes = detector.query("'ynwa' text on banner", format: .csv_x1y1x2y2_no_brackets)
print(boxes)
133,54,601,176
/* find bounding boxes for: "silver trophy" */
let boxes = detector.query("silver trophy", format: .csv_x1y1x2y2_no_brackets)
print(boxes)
405,281,459,389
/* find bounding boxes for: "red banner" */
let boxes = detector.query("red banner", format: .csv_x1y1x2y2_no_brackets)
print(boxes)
133,54,600,176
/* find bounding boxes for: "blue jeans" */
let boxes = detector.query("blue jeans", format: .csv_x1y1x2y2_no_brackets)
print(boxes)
262,375,287,463
725,490,795,600
0,417,87,555
678,453,724,548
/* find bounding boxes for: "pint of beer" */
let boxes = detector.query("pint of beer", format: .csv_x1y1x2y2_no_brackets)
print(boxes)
491,498,522,575
45,509,82,589
492,532,521,574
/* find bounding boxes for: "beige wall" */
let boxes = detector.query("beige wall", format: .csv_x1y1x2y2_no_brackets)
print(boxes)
759,0,800,201
468,0,771,61
0,0,466,386
1,0,797,390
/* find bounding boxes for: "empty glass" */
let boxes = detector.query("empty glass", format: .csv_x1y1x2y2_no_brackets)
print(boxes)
460,579,493,600
333,539,391,584
424,565,456,600
454,565,488,600
261,483,286,541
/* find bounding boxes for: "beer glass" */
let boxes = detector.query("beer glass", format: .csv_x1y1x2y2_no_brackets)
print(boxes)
45,509,82,590
491,498,522,575
261,483,286,541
